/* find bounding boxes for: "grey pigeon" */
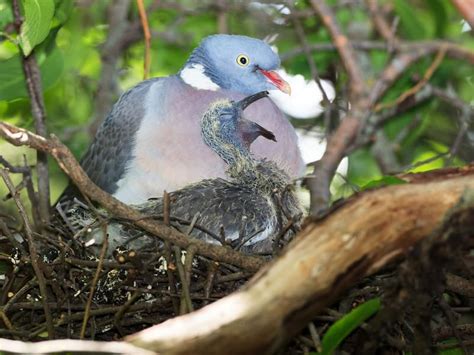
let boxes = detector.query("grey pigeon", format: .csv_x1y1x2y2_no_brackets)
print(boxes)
69,91,303,255
59,34,304,205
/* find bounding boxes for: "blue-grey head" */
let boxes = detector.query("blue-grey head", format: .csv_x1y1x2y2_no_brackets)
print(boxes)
180,34,291,95
201,91,276,168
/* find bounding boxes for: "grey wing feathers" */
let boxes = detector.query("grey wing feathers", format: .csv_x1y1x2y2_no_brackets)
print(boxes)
142,178,276,249
58,78,162,204
81,78,161,193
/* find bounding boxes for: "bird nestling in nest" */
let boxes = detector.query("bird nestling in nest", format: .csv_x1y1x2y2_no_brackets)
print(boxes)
66,91,304,256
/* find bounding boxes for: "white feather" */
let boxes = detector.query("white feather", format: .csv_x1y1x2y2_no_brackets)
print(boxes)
179,63,220,91
268,69,335,119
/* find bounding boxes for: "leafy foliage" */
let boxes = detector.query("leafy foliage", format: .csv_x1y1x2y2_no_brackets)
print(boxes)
0,0,472,201
18,0,55,56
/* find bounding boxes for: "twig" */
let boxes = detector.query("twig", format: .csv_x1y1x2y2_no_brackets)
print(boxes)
163,191,180,314
136,0,151,79
306,115,361,216
281,40,474,64
375,46,447,112
445,273,474,297
291,15,331,104
173,246,194,314
2,277,37,313
308,322,322,352
305,0,371,215
114,290,143,336
0,121,265,271
203,261,219,306
310,0,367,100
366,0,399,47
0,215,27,254
184,244,197,285
0,170,55,338
11,0,50,225
438,297,468,355
80,222,108,339
0,155,41,230
272,219,294,253
216,0,228,33
88,0,135,136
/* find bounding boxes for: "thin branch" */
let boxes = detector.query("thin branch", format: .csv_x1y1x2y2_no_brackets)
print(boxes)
136,0,152,79
0,121,265,272
174,246,194,314
366,0,399,46
0,169,55,338
281,40,474,64
216,0,229,33
80,223,109,339
291,15,331,104
309,0,367,100
375,46,447,112
88,0,133,137
11,0,50,225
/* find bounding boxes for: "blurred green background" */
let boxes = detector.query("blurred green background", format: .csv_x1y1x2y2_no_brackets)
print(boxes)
0,0,473,212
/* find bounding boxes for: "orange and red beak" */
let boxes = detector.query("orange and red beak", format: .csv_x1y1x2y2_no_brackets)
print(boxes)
258,69,291,95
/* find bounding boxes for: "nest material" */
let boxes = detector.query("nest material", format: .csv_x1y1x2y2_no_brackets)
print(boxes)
0,209,260,340
0,193,473,353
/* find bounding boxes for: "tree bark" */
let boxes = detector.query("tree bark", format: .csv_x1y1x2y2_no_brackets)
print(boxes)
127,167,474,354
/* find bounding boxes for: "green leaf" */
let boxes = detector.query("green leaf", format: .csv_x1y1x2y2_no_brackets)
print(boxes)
437,338,464,355
54,0,73,24
394,0,429,39
19,0,55,56
319,298,381,355
0,47,63,100
426,0,448,38
347,148,382,187
0,2,13,29
361,176,407,190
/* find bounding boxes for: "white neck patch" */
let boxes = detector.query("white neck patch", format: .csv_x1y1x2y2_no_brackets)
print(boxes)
180,63,220,91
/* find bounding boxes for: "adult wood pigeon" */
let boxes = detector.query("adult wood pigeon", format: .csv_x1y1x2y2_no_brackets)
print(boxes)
60,34,304,204
67,91,303,255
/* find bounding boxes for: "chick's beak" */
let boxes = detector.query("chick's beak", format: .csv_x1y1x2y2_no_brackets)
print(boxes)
237,91,269,111
258,69,291,95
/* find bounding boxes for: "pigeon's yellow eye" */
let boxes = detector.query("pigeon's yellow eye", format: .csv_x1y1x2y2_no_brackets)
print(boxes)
236,54,250,67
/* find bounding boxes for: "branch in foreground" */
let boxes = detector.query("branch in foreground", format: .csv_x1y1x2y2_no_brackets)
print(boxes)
0,121,264,272
126,167,474,354
0,338,155,355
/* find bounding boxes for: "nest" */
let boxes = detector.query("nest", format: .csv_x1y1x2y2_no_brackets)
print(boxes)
0,207,263,340
0,164,473,353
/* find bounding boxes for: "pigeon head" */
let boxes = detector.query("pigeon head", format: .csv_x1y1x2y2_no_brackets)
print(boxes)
201,91,275,166
180,35,291,95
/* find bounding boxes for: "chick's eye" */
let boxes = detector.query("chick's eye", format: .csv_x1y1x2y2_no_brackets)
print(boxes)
236,54,249,67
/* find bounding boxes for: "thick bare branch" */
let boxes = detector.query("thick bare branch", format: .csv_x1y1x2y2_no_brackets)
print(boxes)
127,167,474,354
